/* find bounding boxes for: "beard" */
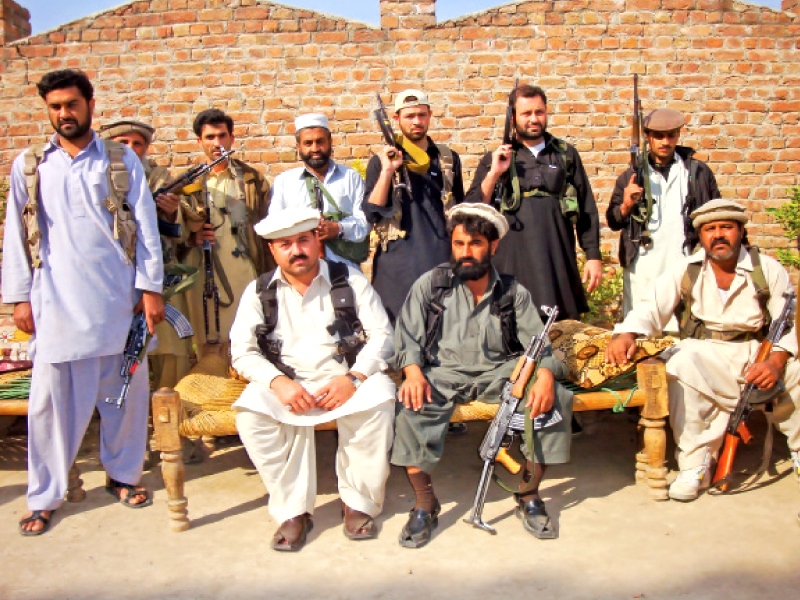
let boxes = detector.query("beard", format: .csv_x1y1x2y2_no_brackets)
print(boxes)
515,120,546,142
707,238,739,262
300,148,331,170
451,254,492,281
53,115,92,141
400,125,427,143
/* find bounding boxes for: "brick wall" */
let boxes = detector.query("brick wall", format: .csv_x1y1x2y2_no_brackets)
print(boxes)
783,1,800,14
0,0,30,44
1,0,799,256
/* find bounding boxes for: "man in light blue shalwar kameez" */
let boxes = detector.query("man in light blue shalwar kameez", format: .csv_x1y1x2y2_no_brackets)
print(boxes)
2,70,164,535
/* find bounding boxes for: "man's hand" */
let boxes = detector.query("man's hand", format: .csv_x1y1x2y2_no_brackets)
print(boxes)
189,223,215,247
271,375,316,413
378,145,403,175
317,217,341,242
745,351,788,390
489,144,513,177
605,333,638,366
13,302,34,335
314,373,361,411
525,367,555,418
398,364,432,411
155,192,180,221
135,291,165,335
620,173,643,218
582,259,603,293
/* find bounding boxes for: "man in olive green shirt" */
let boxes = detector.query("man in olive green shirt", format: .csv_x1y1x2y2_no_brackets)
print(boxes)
391,203,573,548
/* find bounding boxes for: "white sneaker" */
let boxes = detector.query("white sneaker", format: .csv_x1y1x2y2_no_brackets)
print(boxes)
791,450,800,483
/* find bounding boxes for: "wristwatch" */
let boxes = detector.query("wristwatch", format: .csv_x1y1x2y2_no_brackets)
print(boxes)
346,372,363,389
337,223,345,239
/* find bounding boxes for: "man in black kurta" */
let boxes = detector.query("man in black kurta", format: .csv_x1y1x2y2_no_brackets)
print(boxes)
363,89,464,324
466,84,602,321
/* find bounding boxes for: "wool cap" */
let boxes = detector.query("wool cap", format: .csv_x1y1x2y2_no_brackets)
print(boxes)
394,89,430,112
98,120,155,144
643,108,685,132
254,207,320,240
691,199,749,229
446,202,510,240
294,113,329,133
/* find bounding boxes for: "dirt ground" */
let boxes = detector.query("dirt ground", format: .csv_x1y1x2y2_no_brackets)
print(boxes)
1,410,799,600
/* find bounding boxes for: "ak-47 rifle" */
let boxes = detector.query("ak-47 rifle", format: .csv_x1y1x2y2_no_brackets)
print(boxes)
152,147,236,239
493,78,519,208
463,306,563,535
374,94,411,202
711,289,796,491
105,304,194,409
628,74,653,250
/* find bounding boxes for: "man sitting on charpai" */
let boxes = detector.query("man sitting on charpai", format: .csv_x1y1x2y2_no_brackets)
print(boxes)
606,199,800,502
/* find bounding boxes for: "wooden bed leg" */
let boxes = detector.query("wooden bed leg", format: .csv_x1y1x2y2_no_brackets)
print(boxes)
636,359,669,501
66,463,85,503
152,388,190,532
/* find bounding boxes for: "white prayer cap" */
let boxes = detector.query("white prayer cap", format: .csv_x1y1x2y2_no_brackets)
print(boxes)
294,113,329,133
394,89,430,112
446,203,510,240
254,207,320,240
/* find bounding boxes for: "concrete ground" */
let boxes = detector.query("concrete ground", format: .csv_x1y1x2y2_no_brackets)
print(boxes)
1,410,799,600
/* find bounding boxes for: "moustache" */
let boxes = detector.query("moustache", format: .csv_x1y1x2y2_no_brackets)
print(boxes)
456,258,478,267
289,254,309,264
711,238,730,247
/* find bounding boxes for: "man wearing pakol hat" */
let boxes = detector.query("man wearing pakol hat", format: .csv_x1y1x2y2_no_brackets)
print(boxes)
269,113,369,269
607,200,800,502
391,203,573,547
229,207,395,551
100,119,192,389
181,108,273,358
607,107,721,324
364,88,465,324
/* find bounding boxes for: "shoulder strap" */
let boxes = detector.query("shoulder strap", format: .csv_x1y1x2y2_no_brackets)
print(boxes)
325,260,365,368
104,141,131,197
256,269,279,333
22,145,46,268
494,274,524,357
687,157,699,203
434,143,455,211
747,246,771,332
675,261,704,339
102,141,137,263
423,264,454,365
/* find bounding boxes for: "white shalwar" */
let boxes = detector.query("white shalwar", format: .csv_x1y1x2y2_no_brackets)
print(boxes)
231,260,395,523
2,133,163,510
614,247,800,470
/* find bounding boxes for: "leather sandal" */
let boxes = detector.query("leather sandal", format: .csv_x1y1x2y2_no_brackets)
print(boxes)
514,495,556,539
272,513,313,552
19,509,55,537
342,504,377,540
398,500,440,549
106,478,153,509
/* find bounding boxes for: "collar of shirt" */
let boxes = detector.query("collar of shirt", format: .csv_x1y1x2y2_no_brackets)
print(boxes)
301,160,340,184
270,258,333,292
46,130,104,160
522,140,546,158
452,267,503,306
690,245,754,274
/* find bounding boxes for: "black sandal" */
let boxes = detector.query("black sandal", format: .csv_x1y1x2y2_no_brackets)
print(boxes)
19,509,54,537
398,501,440,549
515,495,556,539
106,478,153,509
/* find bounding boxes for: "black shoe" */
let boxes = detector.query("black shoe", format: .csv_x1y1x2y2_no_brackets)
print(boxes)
514,496,557,539
570,415,583,438
398,501,441,548
447,422,468,436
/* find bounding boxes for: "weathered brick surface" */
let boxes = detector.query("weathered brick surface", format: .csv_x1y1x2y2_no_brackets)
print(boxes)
1,0,800,257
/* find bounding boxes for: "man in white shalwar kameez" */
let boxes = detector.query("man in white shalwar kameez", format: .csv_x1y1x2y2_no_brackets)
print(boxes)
606,200,800,503
230,207,395,552
2,70,164,535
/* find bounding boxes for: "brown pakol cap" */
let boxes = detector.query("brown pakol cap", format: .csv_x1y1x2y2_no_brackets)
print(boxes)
643,108,685,132
98,120,155,144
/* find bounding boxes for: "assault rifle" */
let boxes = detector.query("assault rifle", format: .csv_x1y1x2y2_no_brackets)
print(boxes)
105,304,194,409
463,305,563,535
628,74,653,249
493,77,518,207
711,289,796,491
374,94,411,201
152,147,236,239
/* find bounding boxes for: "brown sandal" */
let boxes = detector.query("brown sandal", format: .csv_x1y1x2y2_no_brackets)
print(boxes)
342,504,377,540
271,513,313,552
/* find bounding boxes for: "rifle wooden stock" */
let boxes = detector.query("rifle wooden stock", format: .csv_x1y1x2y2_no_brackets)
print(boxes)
713,423,753,491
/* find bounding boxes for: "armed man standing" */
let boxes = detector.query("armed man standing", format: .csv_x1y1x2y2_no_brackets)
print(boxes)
181,109,273,357
467,84,602,321
3,70,164,535
269,113,369,269
364,89,465,324
99,120,193,389
606,200,800,502
606,107,721,322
